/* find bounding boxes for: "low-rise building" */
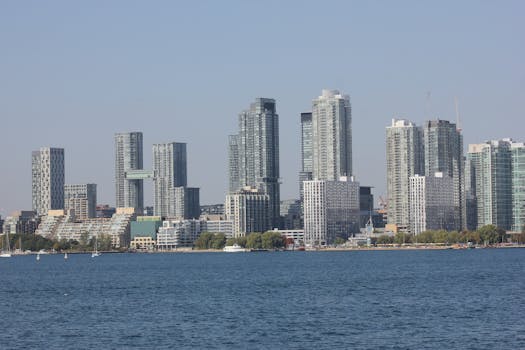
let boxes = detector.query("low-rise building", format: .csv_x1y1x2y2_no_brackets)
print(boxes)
270,228,304,245
156,219,201,250
200,218,233,238
130,216,162,239
35,207,135,248
2,211,40,235
129,236,156,250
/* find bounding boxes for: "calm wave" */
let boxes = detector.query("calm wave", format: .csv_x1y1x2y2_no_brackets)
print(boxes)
0,249,524,349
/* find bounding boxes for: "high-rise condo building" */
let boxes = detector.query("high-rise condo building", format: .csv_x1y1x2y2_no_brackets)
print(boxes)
511,142,525,232
152,142,187,217
386,119,424,231
312,90,352,181
300,112,313,176
115,132,144,212
466,139,512,230
422,120,464,230
64,184,97,220
303,176,360,246
228,135,240,193
225,187,270,238
32,147,65,216
299,112,313,225
171,187,200,220
409,173,457,235
228,98,280,229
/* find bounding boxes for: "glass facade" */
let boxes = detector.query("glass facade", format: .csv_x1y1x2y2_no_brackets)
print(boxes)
230,98,280,229
467,140,512,230
115,132,143,212
512,143,525,231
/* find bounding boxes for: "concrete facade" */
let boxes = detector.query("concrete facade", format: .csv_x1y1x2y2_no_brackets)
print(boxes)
32,147,65,216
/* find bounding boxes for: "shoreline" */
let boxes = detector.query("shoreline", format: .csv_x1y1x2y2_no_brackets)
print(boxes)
11,244,525,255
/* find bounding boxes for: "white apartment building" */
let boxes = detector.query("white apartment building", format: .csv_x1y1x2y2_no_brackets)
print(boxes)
32,147,65,216
225,187,270,238
156,219,201,249
303,177,360,246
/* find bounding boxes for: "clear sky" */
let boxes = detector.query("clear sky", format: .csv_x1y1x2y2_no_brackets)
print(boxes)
0,0,523,217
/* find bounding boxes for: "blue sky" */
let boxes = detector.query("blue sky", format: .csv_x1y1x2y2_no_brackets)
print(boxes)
0,0,523,216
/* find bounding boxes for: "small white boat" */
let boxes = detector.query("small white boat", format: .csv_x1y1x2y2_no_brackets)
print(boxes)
36,253,40,261
223,243,247,253
64,252,68,260
91,236,101,258
1,232,12,258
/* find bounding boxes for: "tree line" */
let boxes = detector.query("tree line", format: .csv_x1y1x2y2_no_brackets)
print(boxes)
372,224,522,245
1,233,114,252
194,231,285,250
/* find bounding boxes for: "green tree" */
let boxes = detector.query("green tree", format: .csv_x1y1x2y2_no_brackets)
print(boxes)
433,230,449,244
261,231,285,249
394,232,412,245
447,231,460,244
464,230,481,245
79,231,89,250
376,235,393,244
246,233,263,249
98,234,113,251
210,233,227,249
417,231,434,244
334,237,347,246
477,225,506,245
194,232,214,249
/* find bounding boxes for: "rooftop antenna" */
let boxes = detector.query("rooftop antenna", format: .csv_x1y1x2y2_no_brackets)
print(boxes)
454,96,462,132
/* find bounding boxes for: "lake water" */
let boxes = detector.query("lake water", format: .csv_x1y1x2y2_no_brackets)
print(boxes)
0,249,524,349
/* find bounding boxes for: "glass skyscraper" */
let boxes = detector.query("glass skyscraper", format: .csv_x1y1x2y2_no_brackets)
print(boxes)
422,120,464,230
115,132,144,212
312,90,352,180
466,139,512,230
511,142,525,232
228,98,280,229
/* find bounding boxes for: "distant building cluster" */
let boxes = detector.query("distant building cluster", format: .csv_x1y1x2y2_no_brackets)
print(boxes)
3,89,524,250
386,118,525,235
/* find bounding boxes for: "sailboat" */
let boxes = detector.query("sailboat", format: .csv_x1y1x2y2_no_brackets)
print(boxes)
0,232,12,258
91,236,101,258
64,252,68,260
36,253,40,261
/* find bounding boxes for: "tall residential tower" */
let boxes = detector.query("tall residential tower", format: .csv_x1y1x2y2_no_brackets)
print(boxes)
467,139,513,230
152,142,187,217
386,119,424,231
228,98,280,229
115,132,144,212
423,120,464,230
312,90,352,180
32,147,65,216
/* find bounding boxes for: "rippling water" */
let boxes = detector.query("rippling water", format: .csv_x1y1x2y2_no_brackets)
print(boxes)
0,249,524,349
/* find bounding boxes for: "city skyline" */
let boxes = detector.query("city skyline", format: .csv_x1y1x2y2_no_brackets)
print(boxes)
1,1,524,216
